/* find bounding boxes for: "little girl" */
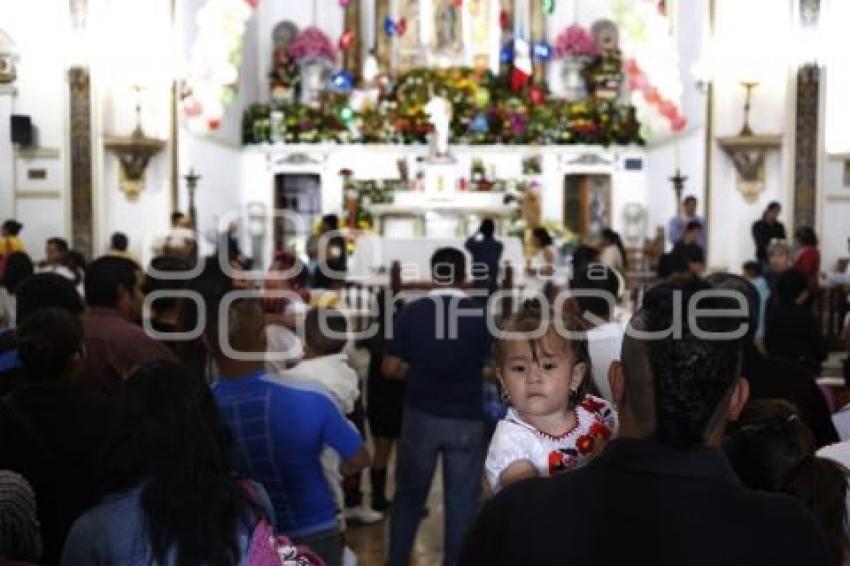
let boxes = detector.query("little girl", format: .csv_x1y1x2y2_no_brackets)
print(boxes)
485,307,618,493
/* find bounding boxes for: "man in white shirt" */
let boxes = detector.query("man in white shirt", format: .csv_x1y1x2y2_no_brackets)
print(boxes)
570,264,625,402
668,195,705,249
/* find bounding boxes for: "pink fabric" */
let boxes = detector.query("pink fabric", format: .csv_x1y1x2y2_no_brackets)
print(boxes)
247,518,324,566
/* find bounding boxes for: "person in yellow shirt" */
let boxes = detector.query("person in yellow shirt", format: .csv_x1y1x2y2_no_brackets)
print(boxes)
0,220,24,256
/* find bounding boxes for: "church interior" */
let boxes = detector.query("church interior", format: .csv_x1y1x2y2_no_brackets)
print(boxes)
2,0,850,565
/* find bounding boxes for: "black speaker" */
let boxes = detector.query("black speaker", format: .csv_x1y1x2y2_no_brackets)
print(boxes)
11,115,32,146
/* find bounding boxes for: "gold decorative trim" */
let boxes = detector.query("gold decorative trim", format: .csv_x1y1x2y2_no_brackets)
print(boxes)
15,190,62,199
15,147,60,160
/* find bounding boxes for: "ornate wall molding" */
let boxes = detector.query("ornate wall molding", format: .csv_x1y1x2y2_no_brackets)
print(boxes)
793,64,819,228
68,66,94,259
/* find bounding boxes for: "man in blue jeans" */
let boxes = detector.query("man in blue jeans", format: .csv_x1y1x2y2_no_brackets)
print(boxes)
382,247,491,565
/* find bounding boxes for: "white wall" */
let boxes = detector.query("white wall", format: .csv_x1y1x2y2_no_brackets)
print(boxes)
706,0,795,272
0,0,71,259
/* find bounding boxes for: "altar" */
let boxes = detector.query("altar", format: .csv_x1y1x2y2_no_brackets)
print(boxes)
239,143,650,272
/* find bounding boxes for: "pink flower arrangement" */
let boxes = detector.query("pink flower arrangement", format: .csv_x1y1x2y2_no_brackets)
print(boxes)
289,26,336,62
554,24,598,59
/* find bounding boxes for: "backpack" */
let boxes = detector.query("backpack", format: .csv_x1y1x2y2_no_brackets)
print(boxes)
241,480,324,566
247,516,324,566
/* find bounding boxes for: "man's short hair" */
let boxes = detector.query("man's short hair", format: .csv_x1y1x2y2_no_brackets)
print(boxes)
431,247,466,286
305,308,348,356
16,273,84,323
110,232,129,252
85,256,139,308
47,237,69,254
2,219,22,236
479,219,495,238
683,196,698,207
208,297,265,356
171,211,185,226
322,214,339,231
625,278,745,448
685,220,703,232
570,263,621,320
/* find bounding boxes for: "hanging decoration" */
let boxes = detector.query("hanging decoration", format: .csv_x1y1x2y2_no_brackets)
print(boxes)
330,70,355,93
612,0,686,141
384,16,397,36
532,41,553,62
181,0,257,132
396,17,408,37
339,30,356,51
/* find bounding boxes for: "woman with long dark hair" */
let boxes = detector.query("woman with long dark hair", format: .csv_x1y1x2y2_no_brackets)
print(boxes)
598,228,628,273
61,361,272,565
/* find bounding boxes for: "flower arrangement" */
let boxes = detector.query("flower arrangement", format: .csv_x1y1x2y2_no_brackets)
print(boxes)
242,67,644,147
554,24,598,59
289,26,336,63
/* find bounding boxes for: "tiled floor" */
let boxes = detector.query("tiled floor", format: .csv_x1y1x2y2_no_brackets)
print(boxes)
345,463,445,566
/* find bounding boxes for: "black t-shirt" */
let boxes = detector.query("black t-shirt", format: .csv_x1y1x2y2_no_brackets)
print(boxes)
387,292,491,420
460,439,829,566
752,219,787,262
0,382,118,563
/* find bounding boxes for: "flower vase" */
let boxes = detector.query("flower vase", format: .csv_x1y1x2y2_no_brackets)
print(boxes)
298,57,330,106
561,56,587,101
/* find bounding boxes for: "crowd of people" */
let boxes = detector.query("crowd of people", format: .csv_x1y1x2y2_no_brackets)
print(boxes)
0,205,848,566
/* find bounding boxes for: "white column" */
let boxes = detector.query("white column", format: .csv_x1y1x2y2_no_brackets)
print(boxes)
0,85,16,218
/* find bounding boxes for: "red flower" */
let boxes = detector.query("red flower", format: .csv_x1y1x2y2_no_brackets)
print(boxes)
581,397,605,413
576,434,595,455
590,421,612,441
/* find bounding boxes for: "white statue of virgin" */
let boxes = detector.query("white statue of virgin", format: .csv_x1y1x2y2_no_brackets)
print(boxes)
424,92,453,160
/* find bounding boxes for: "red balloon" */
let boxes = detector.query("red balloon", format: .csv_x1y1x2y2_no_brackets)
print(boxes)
530,87,546,105
339,30,356,51
207,118,221,130
625,58,640,75
244,0,259,8
510,68,530,93
644,87,660,104
453,0,463,6
672,115,687,131
659,101,676,119
396,17,407,37
500,10,510,30
339,0,351,6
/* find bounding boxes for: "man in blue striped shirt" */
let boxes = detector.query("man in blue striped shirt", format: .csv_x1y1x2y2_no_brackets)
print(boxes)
210,297,369,566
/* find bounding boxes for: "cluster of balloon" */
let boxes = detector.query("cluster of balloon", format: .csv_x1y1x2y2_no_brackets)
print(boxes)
625,58,686,132
383,16,408,37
